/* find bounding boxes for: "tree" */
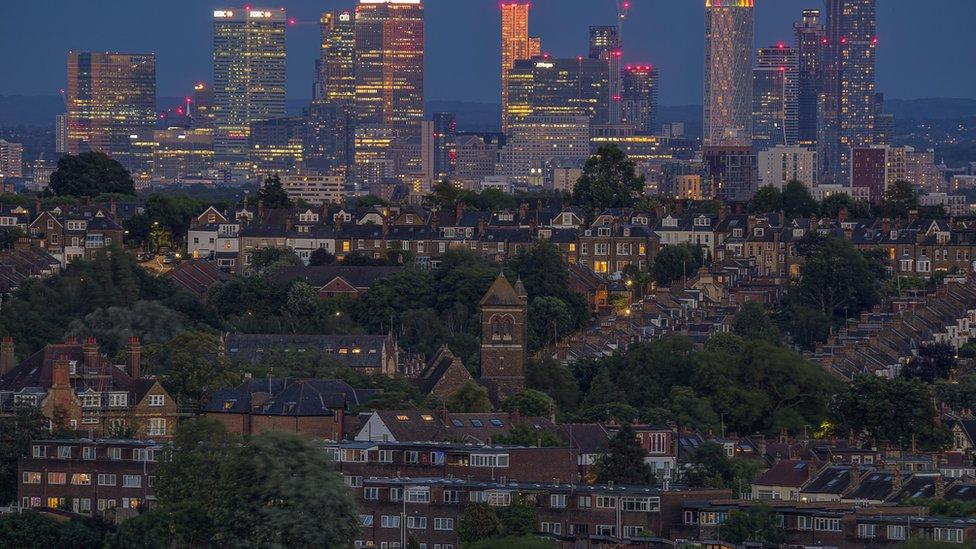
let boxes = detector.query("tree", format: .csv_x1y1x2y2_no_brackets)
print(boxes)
491,423,564,447
497,504,537,537
65,300,185,356
250,247,302,275
502,389,554,416
0,512,105,548
147,331,240,404
652,243,704,286
730,301,780,345
749,185,782,213
253,173,292,209
572,144,644,212
794,233,883,319
458,503,501,542
721,505,787,544
879,180,919,219
355,269,436,333
834,376,950,450
781,180,818,219
527,296,573,351
902,343,956,383
0,405,49,504
124,419,359,548
595,423,655,485
285,281,319,317
685,442,760,493
446,381,493,413
937,374,976,412
526,358,580,412
0,227,23,250
820,192,871,219
309,247,336,266
49,152,136,197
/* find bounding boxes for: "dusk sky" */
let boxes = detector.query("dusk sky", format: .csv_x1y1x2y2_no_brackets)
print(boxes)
2,0,975,106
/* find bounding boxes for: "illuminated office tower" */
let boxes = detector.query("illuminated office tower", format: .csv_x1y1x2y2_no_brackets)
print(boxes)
501,2,540,133
65,52,156,172
753,45,799,150
249,117,304,176
304,101,356,177
0,140,23,179
819,0,876,183
497,115,590,184
212,7,287,179
55,114,68,154
506,57,609,130
192,83,215,129
354,0,424,137
793,9,824,145
152,128,214,184
316,10,356,102
621,65,658,132
422,112,456,183
703,0,754,147
589,25,622,124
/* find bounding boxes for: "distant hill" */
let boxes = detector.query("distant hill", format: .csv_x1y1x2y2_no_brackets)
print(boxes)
883,98,976,120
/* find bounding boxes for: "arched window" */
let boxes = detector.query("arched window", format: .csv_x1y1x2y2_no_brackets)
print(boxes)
491,319,502,340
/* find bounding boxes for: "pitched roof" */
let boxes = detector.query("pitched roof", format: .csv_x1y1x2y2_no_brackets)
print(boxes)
165,259,230,298
203,377,368,415
268,265,404,289
369,409,555,444
480,273,522,307
223,333,391,370
754,460,813,488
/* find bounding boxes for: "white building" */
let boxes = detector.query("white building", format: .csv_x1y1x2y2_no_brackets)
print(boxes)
496,115,590,184
281,174,345,206
0,140,23,179
920,193,969,217
757,146,817,189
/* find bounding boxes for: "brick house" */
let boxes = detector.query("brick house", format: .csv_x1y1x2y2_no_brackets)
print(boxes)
355,409,556,445
18,438,160,520
412,346,474,401
0,336,178,439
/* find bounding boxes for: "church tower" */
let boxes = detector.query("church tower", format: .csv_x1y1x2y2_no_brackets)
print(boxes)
479,272,527,403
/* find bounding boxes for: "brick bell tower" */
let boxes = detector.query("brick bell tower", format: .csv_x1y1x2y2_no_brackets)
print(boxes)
479,272,528,403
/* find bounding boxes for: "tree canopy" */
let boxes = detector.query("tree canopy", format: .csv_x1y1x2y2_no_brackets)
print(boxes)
49,152,136,197
571,144,644,213
595,423,655,485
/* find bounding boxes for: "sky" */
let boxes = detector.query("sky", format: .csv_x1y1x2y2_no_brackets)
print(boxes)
1,0,975,106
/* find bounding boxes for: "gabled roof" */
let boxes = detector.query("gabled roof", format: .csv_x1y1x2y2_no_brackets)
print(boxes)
268,265,404,289
224,333,391,370
754,460,813,488
165,259,230,298
0,341,140,396
203,377,367,415
480,273,522,307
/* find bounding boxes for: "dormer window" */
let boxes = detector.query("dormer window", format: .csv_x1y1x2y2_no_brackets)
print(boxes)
597,227,611,237
890,230,898,240
694,216,710,227
732,228,743,238
754,228,764,237
663,217,678,228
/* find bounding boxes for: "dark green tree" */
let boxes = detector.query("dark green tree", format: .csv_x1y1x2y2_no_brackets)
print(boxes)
595,423,655,485
252,173,292,209
0,405,49,504
497,504,538,537
49,152,136,197
652,243,704,286
309,247,336,266
781,180,819,219
146,331,240,404
502,389,554,416
445,381,493,413
820,192,872,218
878,180,919,219
526,358,580,412
250,247,303,275
458,503,502,542
0,512,105,548
527,296,573,351
794,233,883,319
571,144,644,212
730,301,781,345
902,343,956,383
721,505,787,544
749,185,782,213
491,423,564,447
685,442,760,493
834,376,950,450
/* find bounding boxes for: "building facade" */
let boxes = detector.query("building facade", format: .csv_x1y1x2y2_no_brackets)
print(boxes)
500,2,540,133
753,45,799,150
703,0,754,147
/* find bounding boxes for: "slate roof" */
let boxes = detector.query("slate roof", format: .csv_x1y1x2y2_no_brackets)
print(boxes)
801,466,853,495
268,265,404,289
753,460,813,488
480,273,522,306
165,259,230,298
845,471,895,502
203,377,368,416
369,409,556,444
224,333,391,370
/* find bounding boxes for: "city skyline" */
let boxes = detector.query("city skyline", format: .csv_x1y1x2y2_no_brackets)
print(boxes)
2,0,974,106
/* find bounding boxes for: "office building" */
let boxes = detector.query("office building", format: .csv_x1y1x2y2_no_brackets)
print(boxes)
212,7,287,179
501,2,540,133
757,146,817,189
55,114,69,154
589,25,622,124
421,112,457,185
0,141,23,179
506,57,609,130
66,52,156,173
191,83,215,129
874,92,893,146
621,65,658,132
455,135,499,190
249,116,304,176
850,146,887,202
851,145,941,202
354,125,401,186
354,0,424,137
152,129,214,184
303,101,356,177
753,45,799,150
703,0,754,147
281,174,346,205
703,145,756,201
316,11,356,102
497,115,590,184
820,0,877,183
793,9,824,145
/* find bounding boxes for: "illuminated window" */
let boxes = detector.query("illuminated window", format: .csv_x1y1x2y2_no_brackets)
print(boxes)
396,415,410,421
594,261,609,273
420,415,434,421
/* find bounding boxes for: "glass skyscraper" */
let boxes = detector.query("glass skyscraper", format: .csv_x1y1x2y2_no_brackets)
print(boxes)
212,7,286,179
501,3,540,133
703,0,754,147
621,65,658,132
316,10,356,102
753,45,799,150
506,57,610,131
66,52,156,174
794,9,824,146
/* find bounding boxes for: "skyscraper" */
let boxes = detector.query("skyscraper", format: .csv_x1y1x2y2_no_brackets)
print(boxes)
621,65,658,132
589,25,623,124
191,82,215,129
501,2,540,133
820,0,877,183
0,141,23,179
753,45,799,150
421,112,456,183
55,113,68,154
354,0,424,136
703,0,754,147
316,10,356,102
793,9,824,145
65,52,156,172
212,7,287,179
506,57,610,130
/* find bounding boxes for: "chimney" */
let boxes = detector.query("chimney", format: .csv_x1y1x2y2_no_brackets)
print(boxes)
0,336,14,377
510,407,521,425
52,354,70,388
437,407,449,425
284,216,294,233
455,202,465,224
83,337,98,370
64,336,78,345
519,202,529,223
127,336,141,379
838,207,849,223
110,200,117,219
779,427,789,444
849,467,862,489
936,475,946,499
892,468,903,492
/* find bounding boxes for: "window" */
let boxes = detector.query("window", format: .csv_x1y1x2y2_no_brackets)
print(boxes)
364,487,379,501
381,515,400,528
621,497,658,512
550,494,567,508
405,451,419,464
406,488,430,503
541,522,562,535
857,523,876,539
58,446,71,459
148,418,166,436
22,472,41,484
47,497,65,509
344,476,363,488
443,490,460,504
406,517,427,529
81,393,100,407
624,525,645,538
377,450,393,463
814,517,841,532
390,488,402,502
71,473,91,485
578,495,592,509
359,515,374,527
486,491,511,507
596,525,617,537
98,474,117,486
470,454,509,468
887,525,906,541
594,260,609,273
683,511,699,525
82,447,96,460
934,528,963,543
123,498,141,509
797,515,812,530
123,475,142,488
107,447,122,460
434,518,454,531
594,243,609,256
596,496,617,509
148,394,165,407
48,472,66,485
31,445,46,458
108,393,128,407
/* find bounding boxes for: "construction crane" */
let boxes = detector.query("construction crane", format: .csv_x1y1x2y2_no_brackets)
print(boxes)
617,0,631,46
